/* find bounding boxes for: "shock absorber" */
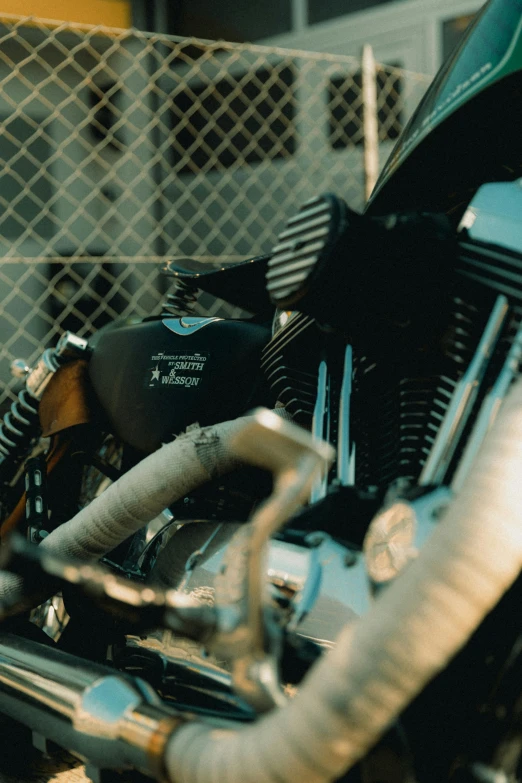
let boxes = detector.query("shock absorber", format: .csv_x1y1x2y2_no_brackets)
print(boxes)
162,277,200,317
0,387,39,462
0,332,90,492
161,260,201,317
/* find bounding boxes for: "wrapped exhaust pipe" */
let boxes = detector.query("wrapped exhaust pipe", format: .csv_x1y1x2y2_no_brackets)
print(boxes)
0,415,271,601
39,411,289,563
0,632,181,780
0,411,290,611
164,377,522,783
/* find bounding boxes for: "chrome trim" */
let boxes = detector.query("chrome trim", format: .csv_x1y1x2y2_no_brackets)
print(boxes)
419,295,509,485
310,359,330,502
337,344,353,486
452,316,522,492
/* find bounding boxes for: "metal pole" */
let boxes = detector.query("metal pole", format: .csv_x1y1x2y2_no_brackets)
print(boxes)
362,44,379,202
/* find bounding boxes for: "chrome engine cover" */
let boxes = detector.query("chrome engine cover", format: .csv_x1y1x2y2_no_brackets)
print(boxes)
144,519,371,650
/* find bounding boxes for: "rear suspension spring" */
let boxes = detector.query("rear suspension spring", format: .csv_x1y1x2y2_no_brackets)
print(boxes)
0,332,90,491
0,389,40,459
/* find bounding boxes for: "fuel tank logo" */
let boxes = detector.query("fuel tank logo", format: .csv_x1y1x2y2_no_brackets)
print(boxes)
146,351,209,389
162,317,223,335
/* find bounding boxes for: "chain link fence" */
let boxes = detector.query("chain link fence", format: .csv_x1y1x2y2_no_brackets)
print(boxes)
0,13,432,406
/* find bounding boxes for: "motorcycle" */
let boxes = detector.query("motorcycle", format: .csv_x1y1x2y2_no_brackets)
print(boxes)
1,0,522,780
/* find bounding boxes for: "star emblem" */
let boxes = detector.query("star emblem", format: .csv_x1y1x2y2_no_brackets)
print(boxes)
151,366,160,381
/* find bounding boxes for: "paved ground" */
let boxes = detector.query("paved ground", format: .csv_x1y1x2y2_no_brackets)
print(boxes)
0,755,149,783
0,634,198,782
0,745,89,783
0,731,149,783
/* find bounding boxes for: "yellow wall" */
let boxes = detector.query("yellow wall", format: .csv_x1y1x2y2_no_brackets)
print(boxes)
0,0,131,27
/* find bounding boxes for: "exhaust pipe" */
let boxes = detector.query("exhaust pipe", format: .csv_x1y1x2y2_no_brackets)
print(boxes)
0,632,182,780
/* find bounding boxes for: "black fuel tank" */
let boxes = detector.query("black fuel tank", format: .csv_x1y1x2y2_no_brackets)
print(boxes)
88,317,273,453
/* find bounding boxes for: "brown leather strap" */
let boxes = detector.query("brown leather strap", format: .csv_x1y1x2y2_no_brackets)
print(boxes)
39,359,93,438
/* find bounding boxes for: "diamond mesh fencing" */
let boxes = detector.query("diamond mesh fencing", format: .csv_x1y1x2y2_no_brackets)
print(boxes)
0,14,432,407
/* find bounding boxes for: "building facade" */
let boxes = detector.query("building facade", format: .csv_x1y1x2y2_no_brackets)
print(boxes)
131,0,484,75
261,0,483,75
0,0,486,394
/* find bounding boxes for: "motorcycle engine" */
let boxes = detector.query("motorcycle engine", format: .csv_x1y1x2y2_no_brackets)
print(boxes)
263,190,522,493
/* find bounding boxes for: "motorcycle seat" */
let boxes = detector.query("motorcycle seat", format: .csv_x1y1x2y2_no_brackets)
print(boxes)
164,254,272,314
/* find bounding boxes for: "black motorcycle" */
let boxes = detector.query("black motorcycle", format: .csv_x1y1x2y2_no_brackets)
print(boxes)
1,1,522,781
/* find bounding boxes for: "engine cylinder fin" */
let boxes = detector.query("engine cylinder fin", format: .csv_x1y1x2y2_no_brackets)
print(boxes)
457,240,522,302
261,313,315,360
261,313,327,425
